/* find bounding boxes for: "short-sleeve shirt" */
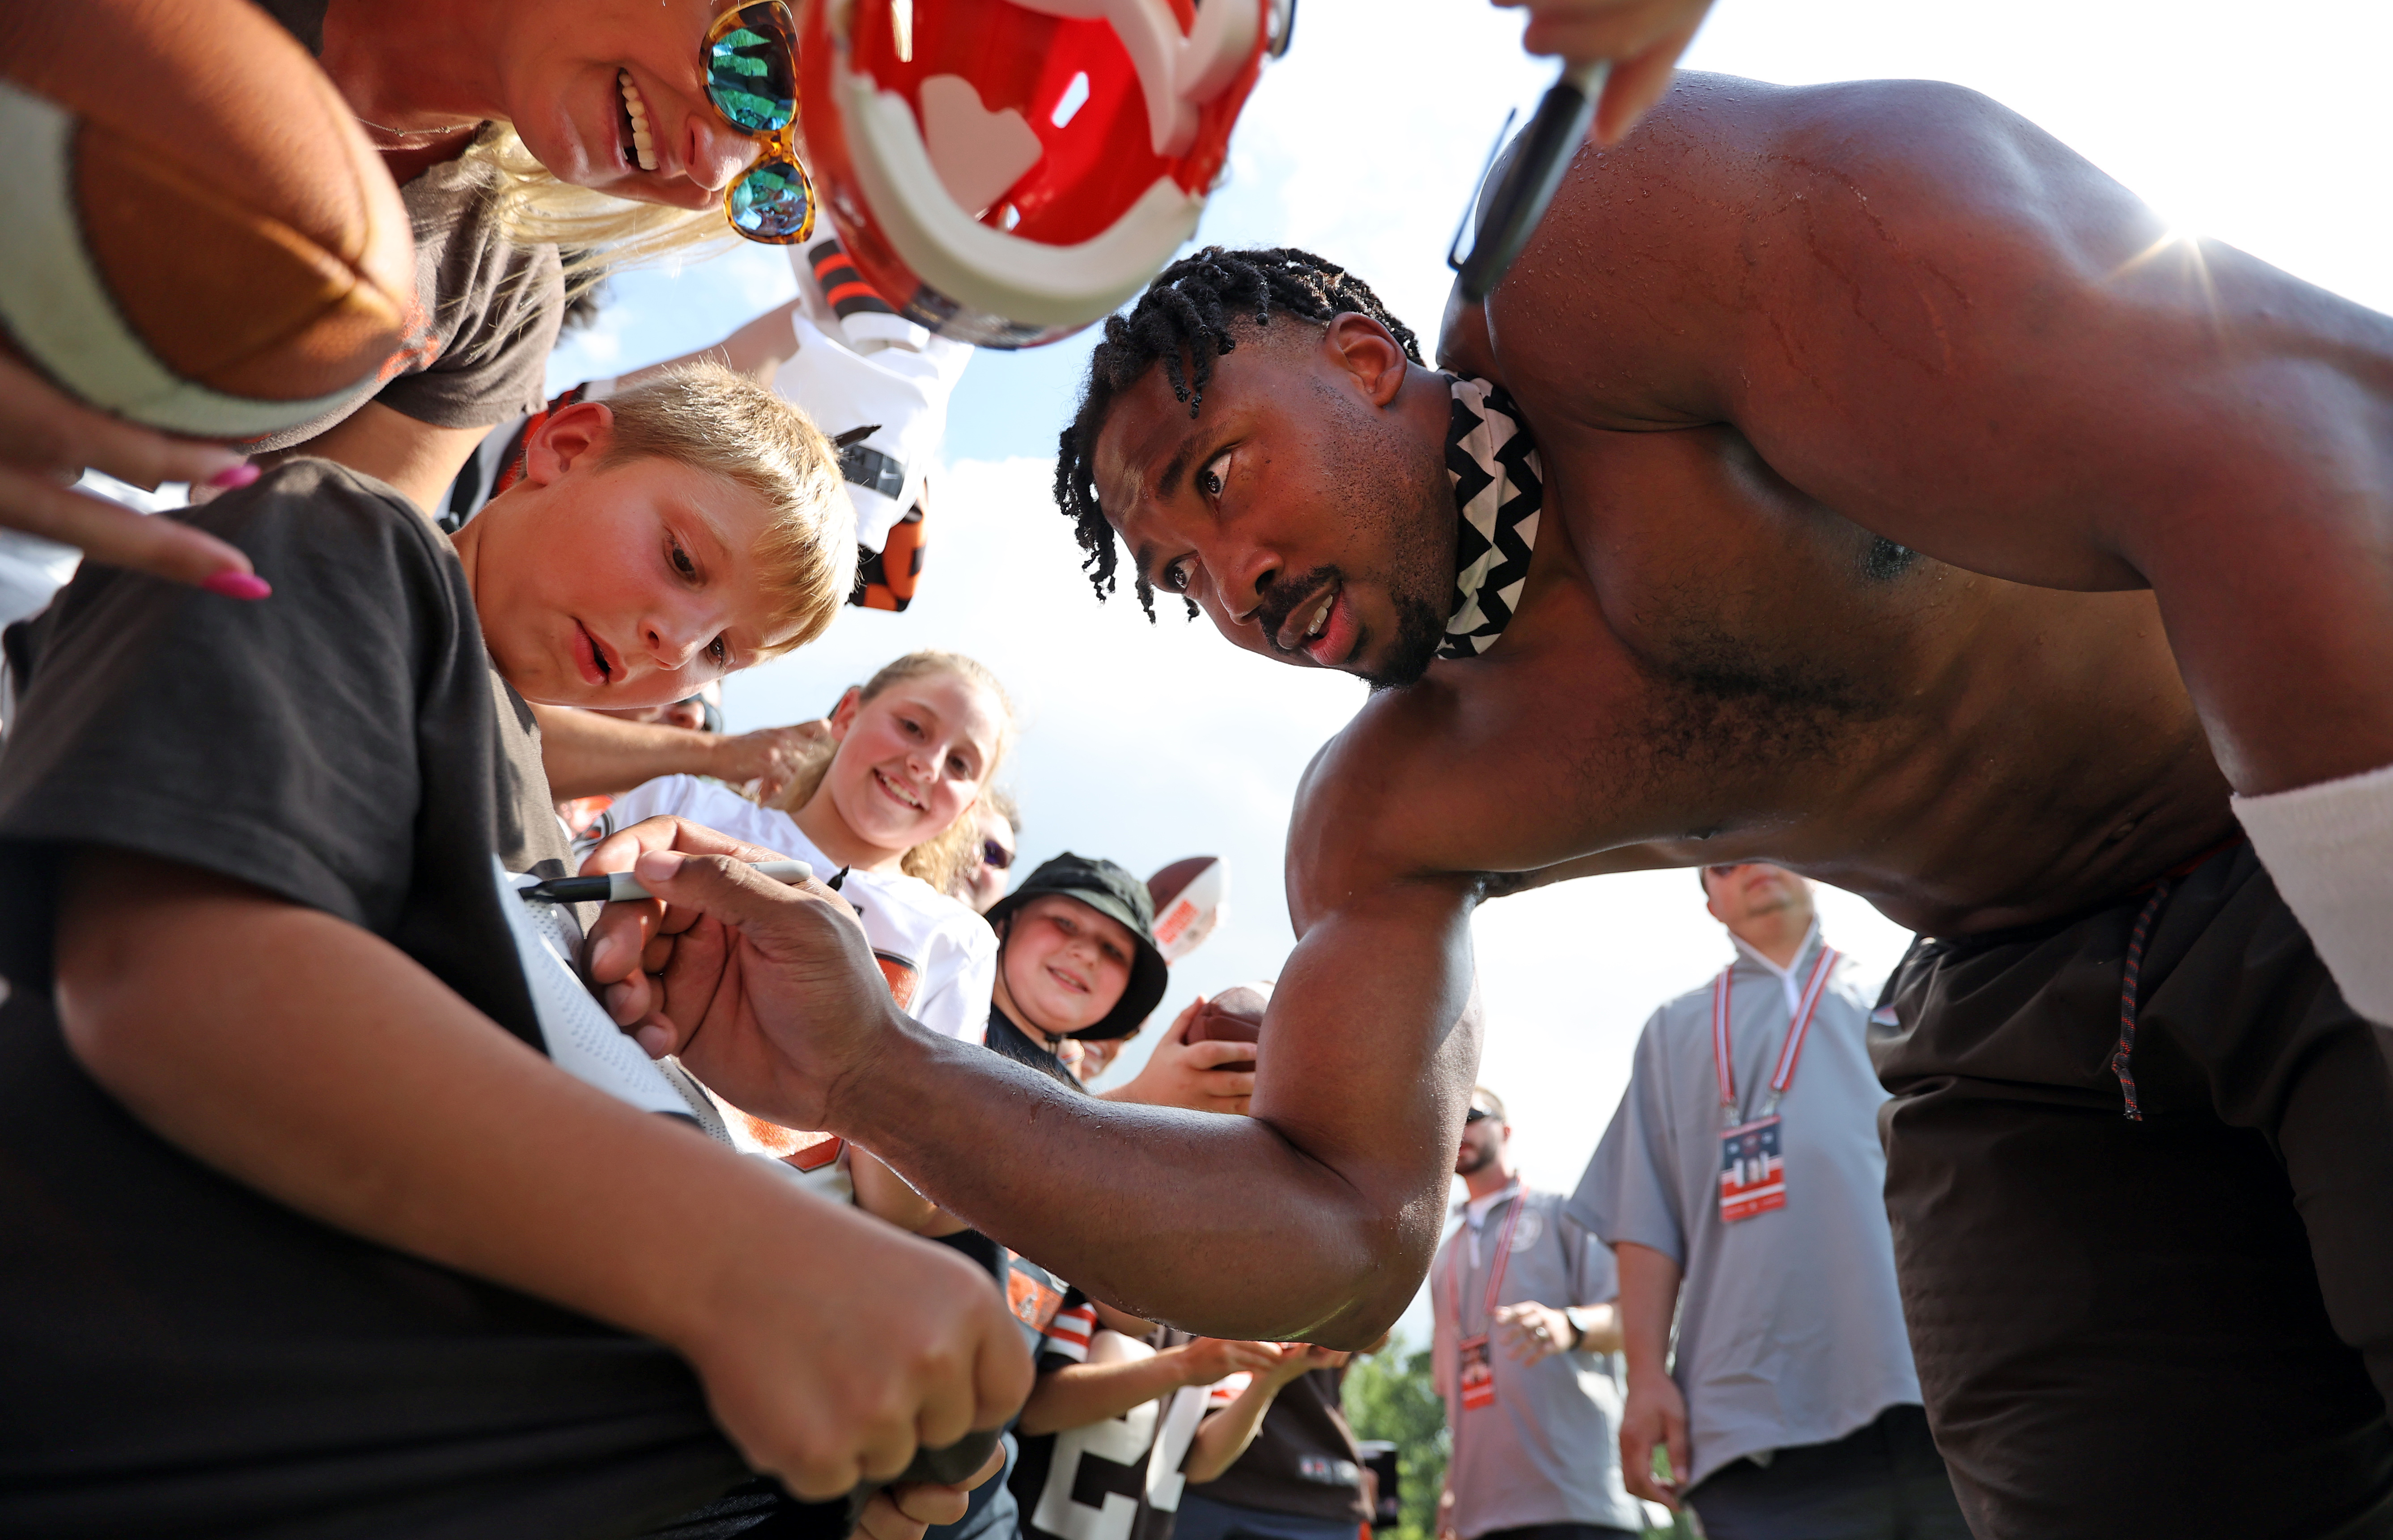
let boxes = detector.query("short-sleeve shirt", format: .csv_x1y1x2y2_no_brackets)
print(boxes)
0,460,564,1015
0,461,744,1530
245,0,564,449
1567,930,1922,1489
1428,1186,1641,1537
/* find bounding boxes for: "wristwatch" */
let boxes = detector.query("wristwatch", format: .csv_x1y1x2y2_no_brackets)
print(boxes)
1561,1307,1595,1350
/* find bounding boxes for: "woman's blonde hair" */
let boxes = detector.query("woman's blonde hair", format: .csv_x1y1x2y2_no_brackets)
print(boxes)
767,652,1018,894
598,363,854,653
466,128,745,280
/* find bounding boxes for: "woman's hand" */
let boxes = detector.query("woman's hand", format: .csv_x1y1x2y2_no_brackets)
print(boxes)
0,351,265,592
1494,0,1714,144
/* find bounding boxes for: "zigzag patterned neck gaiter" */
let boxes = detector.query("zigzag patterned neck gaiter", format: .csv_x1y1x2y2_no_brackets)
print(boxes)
1440,376,1545,661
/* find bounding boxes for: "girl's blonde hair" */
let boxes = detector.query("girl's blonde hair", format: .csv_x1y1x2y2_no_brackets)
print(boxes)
598,363,855,653
767,652,1017,894
466,128,743,280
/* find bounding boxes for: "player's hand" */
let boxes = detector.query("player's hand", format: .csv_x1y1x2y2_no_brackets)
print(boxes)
1437,1484,1459,1540
853,1443,1010,1540
1171,1337,1293,1385
1492,0,1714,144
0,350,266,593
585,837,903,1131
579,815,812,1038
1492,1300,1574,1364
1618,1366,1690,1510
709,718,832,803
1101,999,1256,1114
677,1205,1031,1500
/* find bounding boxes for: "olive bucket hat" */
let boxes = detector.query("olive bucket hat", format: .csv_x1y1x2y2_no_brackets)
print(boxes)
984,852,1169,1040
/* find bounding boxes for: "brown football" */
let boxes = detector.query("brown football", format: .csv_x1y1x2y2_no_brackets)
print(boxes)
0,0,416,439
1184,980,1272,1073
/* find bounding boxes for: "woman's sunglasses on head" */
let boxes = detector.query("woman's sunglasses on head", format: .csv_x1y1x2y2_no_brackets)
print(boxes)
703,1,815,244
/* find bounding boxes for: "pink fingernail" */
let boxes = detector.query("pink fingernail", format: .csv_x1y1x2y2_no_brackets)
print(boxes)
201,571,272,601
206,462,260,490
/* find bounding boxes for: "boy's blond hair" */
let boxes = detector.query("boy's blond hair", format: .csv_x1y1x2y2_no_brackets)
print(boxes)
767,651,1018,894
599,364,855,654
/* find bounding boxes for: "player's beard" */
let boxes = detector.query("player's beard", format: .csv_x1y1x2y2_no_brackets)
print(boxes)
1321,378,1458,691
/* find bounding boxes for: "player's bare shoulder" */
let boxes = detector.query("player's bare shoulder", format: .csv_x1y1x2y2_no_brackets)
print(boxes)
1473,72,2119,435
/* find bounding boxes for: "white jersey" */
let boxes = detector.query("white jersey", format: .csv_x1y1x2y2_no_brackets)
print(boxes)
592,776,997,1046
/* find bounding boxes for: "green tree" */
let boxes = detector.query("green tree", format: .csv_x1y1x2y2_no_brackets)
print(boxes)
1343,1335,1447,1540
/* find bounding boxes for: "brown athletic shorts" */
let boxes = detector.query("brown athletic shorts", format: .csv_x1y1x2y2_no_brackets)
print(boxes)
1873,842,2393,1540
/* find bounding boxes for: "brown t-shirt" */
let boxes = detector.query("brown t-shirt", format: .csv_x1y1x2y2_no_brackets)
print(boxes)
1197,1368,1370,1524
0,458,565,1029
245,0,564,450
0,460,747,1531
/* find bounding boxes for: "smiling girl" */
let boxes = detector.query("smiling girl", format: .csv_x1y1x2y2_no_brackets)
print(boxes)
596,652,1015,1051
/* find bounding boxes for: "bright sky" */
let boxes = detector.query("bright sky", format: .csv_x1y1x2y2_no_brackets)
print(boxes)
551,0,2392,1335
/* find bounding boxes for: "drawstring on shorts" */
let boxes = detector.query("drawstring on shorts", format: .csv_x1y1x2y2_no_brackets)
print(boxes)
2111,879,2174,1121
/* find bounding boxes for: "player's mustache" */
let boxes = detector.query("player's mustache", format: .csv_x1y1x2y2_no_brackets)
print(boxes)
1253,565,1342,652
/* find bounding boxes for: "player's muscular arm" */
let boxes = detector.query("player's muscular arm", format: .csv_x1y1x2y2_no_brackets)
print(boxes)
1481,73,2393,794
588,762,1487,1345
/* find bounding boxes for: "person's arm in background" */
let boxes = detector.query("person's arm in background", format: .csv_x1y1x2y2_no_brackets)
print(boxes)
1491,1214,1624,1361
55,848,1030,1497
1183,1345,1341,1484
608,300,806,391
534,703,828,802
1017,1334,1286,1437
1614,1241,1689,1511
253,400,491,515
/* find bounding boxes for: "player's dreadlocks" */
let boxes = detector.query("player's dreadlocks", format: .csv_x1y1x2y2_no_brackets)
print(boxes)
1054,246,1424,619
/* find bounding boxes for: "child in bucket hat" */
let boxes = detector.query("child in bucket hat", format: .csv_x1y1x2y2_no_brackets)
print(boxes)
981,853,1169,1086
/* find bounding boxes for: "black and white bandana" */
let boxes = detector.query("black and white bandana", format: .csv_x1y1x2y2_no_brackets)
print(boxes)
1440,376,1544,660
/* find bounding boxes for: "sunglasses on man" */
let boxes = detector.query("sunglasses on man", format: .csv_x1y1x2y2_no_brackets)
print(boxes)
1465,1106,1495,1124
702,1,816,243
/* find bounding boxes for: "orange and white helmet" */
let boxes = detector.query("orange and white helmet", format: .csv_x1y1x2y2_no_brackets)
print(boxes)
798,0,1287,348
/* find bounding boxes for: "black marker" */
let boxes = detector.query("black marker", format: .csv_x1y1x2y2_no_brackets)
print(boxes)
827,865,851,892
518,858,815,904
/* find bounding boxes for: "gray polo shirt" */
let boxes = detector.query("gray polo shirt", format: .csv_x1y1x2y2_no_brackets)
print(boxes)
1567,928,1921,1490
1430,1185,1642,1537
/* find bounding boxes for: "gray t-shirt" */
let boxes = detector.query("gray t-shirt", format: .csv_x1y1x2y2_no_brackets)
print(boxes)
1430,1186,1641,1538
247,0,564,450
1568,930,1922,1489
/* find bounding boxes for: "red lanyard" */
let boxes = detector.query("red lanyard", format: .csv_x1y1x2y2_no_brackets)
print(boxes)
1712,946,1841,1121
1448,1184,1527,1338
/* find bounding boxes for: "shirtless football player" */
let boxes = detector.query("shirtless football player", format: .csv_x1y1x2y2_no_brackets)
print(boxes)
587,75,2393,1540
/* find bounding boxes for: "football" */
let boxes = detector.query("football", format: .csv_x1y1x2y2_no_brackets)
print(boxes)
1184,980,1271,1073
0,0,416,440
1148,854,1228,965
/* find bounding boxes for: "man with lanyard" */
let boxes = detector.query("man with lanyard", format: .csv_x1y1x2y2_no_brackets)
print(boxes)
1568,866,1968,1540
1430,1087,1641,1540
